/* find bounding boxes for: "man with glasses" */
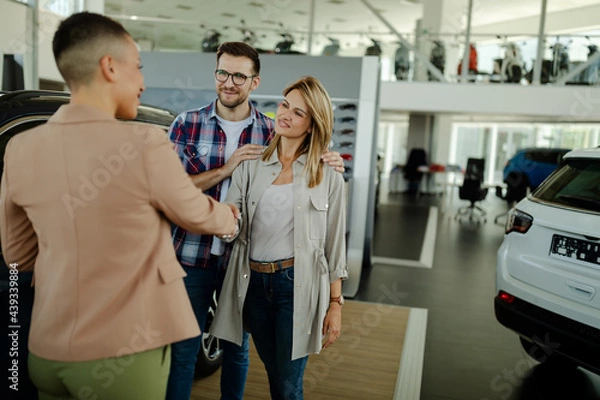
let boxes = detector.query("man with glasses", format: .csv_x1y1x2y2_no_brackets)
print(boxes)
166,42,344,400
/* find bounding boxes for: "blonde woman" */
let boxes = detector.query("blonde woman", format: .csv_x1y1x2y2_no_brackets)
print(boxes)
212,76,348,399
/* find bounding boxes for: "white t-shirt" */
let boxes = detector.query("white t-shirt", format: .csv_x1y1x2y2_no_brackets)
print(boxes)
250,183,295,261
211,115,253,256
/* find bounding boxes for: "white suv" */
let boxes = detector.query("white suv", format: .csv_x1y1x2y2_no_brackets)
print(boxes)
495,147,600,374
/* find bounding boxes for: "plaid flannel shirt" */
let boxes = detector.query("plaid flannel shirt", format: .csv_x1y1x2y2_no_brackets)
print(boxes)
169,100,275,268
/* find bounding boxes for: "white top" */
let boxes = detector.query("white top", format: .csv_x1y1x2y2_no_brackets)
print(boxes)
211,115,252,256
250,183,295,261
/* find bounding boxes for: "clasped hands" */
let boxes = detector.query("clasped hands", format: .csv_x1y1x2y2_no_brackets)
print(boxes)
221,204,242,243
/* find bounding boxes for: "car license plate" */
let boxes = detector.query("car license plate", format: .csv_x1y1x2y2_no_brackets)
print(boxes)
550,234,600,267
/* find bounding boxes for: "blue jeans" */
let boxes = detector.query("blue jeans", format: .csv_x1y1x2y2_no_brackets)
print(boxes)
244,267,308,400
166,255,250,400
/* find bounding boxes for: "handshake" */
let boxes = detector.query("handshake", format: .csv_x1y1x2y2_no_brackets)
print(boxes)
221,204,242,243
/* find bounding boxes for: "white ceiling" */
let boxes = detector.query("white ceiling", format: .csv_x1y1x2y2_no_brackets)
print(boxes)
104,0,600,53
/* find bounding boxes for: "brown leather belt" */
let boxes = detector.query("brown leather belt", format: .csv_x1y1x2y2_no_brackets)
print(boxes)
249,258,294,273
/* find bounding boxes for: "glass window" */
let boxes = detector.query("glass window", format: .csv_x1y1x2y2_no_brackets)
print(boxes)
377,120,408,175
533,157,600,213
451,122,600,185
526,150,567,165
377,119,408,195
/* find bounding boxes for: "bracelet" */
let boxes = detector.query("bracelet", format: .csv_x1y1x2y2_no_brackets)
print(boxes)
330,295,344,306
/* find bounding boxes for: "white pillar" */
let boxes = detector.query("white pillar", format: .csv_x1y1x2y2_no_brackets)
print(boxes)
460,0,474,83
432,114,453,167
407,114,432,156
414,0,466,82
306,0,315,55
413,0,443,82
24,0,39,90
487,125,498,183
532,0,548,85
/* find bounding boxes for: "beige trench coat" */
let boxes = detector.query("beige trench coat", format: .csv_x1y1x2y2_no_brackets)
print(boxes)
211,151,348,360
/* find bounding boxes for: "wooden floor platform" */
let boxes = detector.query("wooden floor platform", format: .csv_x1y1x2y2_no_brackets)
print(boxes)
191,300,412,399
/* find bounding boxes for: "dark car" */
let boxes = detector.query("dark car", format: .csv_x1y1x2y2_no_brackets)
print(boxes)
0,90,222,399
502,147,571,202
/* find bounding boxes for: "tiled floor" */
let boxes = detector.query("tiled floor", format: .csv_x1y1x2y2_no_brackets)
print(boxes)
357,187,600,400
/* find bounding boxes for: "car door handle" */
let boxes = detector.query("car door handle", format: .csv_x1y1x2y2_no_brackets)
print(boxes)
566,280,596,300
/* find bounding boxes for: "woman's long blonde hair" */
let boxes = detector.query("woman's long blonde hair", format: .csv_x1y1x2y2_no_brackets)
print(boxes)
262,76,334,188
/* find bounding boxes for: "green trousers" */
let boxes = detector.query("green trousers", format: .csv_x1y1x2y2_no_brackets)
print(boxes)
29,345,170,400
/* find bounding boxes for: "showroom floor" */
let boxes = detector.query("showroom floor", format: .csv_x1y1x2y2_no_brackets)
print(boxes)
356,183,600,400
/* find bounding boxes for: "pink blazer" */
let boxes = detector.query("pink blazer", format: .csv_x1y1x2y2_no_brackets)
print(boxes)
0,104,234,362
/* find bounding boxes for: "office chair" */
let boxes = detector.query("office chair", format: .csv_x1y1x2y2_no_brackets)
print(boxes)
403,148,427,195
455,158,488,222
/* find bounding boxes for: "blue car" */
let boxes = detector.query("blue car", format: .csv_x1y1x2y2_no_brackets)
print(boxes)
503,148,571,200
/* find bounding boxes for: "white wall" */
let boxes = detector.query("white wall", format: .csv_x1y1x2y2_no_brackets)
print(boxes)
37,9,63,83
0,0,27,55
0,1,63,87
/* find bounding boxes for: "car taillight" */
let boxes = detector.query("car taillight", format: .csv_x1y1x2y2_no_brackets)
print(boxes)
498,291,515,304
505,208,533,234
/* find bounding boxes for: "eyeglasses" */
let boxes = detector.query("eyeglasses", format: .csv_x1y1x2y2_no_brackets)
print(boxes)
215,69,255,86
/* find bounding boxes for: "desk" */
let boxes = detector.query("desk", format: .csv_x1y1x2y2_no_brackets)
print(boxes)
387,166,462,199
416,166,456,196
388,169,405,193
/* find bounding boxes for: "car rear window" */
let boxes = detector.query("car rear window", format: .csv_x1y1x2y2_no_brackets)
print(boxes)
532,157,600,213
525,150,566,165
